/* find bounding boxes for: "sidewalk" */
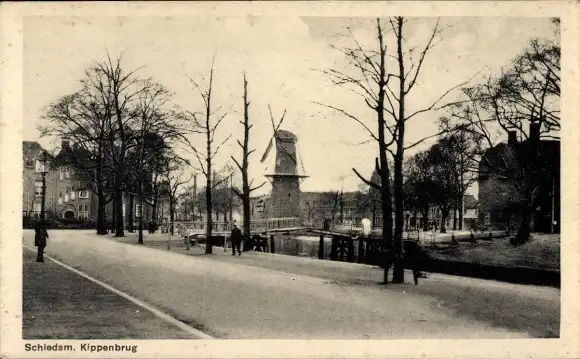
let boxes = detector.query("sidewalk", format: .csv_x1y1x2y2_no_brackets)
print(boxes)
22,247,198,339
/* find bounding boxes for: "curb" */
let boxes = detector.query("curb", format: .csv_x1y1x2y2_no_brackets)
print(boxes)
23,245,215,339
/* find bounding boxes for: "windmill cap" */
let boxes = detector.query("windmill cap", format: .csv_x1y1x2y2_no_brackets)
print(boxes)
275,130,297,142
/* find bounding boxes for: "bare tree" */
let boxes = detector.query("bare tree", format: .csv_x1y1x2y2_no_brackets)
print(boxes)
320,17,474,283
40,57,129,235
92,53,149,237
164,156,192,237
231,74,266,243
130,80,176,244
435,130,482,230
386,17,478,281
404,151,434,232
317,18,394,284
181,58,232,254
447,33,560,243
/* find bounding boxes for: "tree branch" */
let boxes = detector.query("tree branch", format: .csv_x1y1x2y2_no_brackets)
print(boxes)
353,168,381,190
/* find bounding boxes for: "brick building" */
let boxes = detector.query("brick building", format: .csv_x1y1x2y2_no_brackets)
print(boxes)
23,140,156,226
478,124,560,233
23,140,97,220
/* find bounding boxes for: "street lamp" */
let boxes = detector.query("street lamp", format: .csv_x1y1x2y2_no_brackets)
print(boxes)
39,150,49,224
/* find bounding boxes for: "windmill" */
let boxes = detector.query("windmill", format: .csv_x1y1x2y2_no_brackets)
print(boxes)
259,106,308,219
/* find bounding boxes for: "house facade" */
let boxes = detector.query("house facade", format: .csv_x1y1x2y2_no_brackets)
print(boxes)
23,140,159,227
478,124,560,233
23,141,98,220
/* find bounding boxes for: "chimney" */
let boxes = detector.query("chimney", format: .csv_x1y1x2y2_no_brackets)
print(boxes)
529,122,541,141
61,138,70,149
507,131,517,145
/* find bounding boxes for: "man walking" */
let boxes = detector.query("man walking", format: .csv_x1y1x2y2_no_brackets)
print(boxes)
230,221,243,256
34,222,49,262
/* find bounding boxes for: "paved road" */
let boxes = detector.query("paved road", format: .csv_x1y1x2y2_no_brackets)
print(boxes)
22,230,559,339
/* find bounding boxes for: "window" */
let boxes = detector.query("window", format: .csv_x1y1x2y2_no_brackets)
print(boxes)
71,187,76,200
60,168,65,180
25,158,34,168
34,181,43,197
78,204,89,219
33,202,41,215
58,192,63,205
65,170,70,179
79,190,89,199
35,160,45,173
64,188,70,202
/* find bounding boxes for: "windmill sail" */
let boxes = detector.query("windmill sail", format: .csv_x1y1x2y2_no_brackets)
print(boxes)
260,138,274,164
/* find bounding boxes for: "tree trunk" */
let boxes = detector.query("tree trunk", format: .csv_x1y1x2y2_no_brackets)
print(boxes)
128,194,134,232
392,16,406,284
458,202,464,231
96,191,107,235
205,184,213,254
95,163,107,235
339,194,344,224
459,172,465,230
169,196,175,236
114,189,124,237
452,200,458,231
112,196,117,233
381,165,394,284
514,207,532,244
421,207,430,231
242,189,251,243
137,195,144,244
137,177,144,244
392,155,405,284
440,206,447,234
152,199,158,222
241,74,252,244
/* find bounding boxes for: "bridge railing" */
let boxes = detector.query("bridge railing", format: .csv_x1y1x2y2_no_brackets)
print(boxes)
172,217,303,236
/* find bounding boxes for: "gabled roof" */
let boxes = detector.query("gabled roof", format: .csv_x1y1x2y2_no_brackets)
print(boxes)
23,141,44,159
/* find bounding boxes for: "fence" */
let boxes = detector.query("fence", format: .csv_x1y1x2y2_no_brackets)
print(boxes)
251,230,509,262
171,217,302,236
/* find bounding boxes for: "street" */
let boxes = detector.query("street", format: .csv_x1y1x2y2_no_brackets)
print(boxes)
22,230,560,339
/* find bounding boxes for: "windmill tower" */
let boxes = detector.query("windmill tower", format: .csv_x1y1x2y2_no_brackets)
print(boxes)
260,128,308,219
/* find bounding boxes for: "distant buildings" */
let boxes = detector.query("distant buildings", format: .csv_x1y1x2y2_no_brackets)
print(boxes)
23,141,97,220
478,123,560,233
22,140,156,226
251,173,479,232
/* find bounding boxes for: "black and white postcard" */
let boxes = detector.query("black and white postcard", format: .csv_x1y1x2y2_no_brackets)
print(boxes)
1,1,579,358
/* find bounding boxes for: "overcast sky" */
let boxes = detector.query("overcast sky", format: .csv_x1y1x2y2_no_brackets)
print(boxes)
24,16,557,195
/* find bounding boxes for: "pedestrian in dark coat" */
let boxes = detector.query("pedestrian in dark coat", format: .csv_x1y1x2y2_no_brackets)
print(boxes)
34,222,49,262
230,222,243,256
404,240,426,285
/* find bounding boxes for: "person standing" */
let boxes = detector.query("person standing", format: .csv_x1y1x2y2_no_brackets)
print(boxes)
230,222,243,256
34,222,49,262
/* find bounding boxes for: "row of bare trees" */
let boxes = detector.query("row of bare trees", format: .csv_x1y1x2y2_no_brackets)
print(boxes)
322,17,560,283
40,17,559,271
443,21,560,245
403,130,481,233
41,53,277,252
321,17,470,283
40,54,184,242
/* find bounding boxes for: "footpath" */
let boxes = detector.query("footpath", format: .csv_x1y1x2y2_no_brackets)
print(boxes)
22,247,198,340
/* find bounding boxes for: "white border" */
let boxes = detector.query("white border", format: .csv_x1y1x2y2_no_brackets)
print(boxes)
1,2,579,358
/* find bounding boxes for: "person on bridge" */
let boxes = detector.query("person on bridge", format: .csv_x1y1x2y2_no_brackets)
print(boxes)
34,221,49,262
230,222,243,256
